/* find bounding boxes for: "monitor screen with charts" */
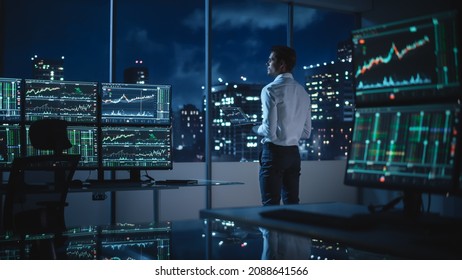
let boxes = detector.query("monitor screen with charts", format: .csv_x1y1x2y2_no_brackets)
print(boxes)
344,103,461,195
351,10,460,106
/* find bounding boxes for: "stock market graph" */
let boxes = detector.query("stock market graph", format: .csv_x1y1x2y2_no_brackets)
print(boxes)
24,79,98,123
101,126,172,169
25,125,99,168
352,11,460,105
345,104,460,192
0,78,21,122
0,124,21,168
101,83,171,125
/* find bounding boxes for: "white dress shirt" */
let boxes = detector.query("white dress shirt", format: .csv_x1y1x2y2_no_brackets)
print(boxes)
256,73,311,146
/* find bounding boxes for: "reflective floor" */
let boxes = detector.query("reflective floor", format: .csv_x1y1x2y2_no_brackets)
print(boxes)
0,219,384,260
0,219,264,260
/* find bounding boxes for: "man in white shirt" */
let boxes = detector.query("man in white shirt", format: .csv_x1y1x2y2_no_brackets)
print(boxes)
253,45,312,260
254,45,311,206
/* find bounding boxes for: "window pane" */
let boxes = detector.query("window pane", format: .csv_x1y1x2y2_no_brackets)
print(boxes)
211,0,286,162
294,6,356,161
2,0,109,81
2,0,356,163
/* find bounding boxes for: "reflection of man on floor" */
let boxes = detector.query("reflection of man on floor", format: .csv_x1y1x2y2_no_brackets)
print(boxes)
260,228,311,260
253,45,312,260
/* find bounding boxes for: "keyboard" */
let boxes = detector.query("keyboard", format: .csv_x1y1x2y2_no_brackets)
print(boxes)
84,179,143,188
154,179,198,185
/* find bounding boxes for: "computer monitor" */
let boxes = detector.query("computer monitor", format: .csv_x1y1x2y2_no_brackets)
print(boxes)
352,10,460,106
344,104,461,196
0,78,22,122
25,125,99,169
101,126,172,170
0,124,22,169
100,83,171,125
24,79,98,123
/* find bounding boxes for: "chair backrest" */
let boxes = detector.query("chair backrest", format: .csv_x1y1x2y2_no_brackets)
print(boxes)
3,154,80,233
29,119,72,154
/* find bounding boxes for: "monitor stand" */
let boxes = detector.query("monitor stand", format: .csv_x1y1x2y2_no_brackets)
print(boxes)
129,170,141,182
370,191,458,232
368,190,423,220
402,191,423,217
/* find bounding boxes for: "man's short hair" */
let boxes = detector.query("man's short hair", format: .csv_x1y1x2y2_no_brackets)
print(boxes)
271,45,297,72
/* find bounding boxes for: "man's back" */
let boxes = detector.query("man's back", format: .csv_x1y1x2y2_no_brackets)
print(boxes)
260,73,311,146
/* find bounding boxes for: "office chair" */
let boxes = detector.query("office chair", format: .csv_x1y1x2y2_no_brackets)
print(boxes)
3,119,80,259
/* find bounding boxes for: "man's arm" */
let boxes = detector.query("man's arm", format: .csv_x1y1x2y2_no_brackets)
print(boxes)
257,87,277,141
300,101,311,140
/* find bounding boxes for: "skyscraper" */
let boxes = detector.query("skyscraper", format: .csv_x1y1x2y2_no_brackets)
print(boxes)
173,104,205,161
31,55,64,81
303,57,353,160
209,83,263,162
123,60,149,84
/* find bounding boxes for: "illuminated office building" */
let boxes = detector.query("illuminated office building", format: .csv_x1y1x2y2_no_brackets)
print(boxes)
123,60,149,84
337,40,353,63
173,104,205,161
209,83,263,162
31,55,65,81
303,50,354,160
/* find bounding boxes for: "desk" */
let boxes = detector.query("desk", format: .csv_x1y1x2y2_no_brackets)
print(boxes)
77,180,243,224
1,180,243,227
200,202,462,259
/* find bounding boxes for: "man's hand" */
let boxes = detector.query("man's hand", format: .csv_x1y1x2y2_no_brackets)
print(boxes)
252,125,260,135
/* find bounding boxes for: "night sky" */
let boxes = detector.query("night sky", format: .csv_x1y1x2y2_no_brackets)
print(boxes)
2,0,356,109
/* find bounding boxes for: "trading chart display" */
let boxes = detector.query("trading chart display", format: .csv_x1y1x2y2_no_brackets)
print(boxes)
101,83,171,125
0,124,21,168
352,11,460,106
24,79,98,123
25,125,99,168
0,78,21,122
344,104,461,193
101,126,172,169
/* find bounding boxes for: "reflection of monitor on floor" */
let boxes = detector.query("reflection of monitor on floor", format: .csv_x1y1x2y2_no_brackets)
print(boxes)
62,224,171,260
99,224,170,260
